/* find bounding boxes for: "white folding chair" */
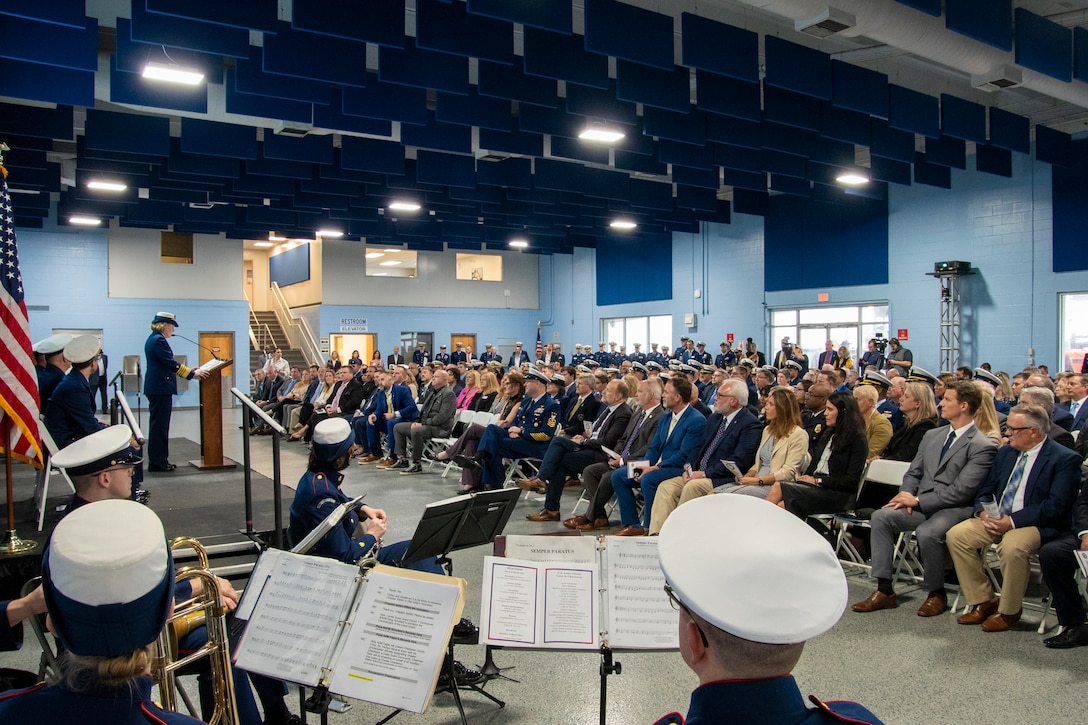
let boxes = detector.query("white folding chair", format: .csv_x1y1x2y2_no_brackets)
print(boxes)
829,459,913,578
422,409,472,470
33,424,77,531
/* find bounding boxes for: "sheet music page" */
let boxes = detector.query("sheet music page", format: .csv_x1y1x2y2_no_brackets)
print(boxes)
603,537,678,649
235,548,286,621
234,553,358,686
328,566,464,714
502,534,597,563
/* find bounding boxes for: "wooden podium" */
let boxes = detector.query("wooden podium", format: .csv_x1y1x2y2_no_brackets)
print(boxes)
190,358,237,470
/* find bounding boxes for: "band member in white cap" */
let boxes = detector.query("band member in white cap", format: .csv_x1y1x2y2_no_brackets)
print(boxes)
655,495,883,724
0,499,204,723
144,311,208,472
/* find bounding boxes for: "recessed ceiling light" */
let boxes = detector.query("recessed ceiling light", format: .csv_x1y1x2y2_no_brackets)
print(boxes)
86,180,127,192
365,252,384,259
316,229,343,237
579,125,625,143
509,239,529,249
389,201,421,212
253,241,274,248
610,220,637,230
268,232,287,242
379,260,402,266
141,61,204,86
68,216,102,226
383,248,401,253
836,172,869,186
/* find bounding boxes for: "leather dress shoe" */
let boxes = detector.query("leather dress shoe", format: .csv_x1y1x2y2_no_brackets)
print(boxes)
564,515,591,529
149,463,177,472
454,454,482,472
611,525,646,537
1044,623,1088,649
956,598,1000,625
526,509,560,522
916,593,948,617
375,457,398,468
358,453,381,464
852,591,897,613
981,609,1022,632
577,518,611,532
452,617,479,643
516,477,547,493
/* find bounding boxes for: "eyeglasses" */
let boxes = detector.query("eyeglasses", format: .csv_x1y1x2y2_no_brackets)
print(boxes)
1004,425,1036,434
664,583,709,647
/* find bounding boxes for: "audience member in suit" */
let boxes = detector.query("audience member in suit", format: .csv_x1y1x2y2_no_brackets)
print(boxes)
858,338,885,375
521,379,633,521
386,369,457,474
370,367,420,464
558,375,601,437
387,346,406,367
649,379,763,534
566,379,666,532
1061,374,1088,433
852,381,997,617
507,343,530,368
947,405,1082,632
769,391,868,519
1038,461,1088,648
699,368,727,406
305,366,366,442
610,376,706,536
880,382,940,462
1019,387,1076,450
817,340,839,369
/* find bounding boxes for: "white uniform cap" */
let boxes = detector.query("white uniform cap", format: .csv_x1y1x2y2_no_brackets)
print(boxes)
658,495,847,645
64,334,101,365
51,426,138,476
33,332,74,355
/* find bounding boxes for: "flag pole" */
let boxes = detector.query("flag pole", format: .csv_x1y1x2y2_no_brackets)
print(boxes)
0,416,37,555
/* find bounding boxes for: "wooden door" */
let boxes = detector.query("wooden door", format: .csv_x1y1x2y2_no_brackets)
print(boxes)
199,332,234,407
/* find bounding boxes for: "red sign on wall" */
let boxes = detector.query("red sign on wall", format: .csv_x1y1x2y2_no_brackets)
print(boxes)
726,333,734,343
897,329,908,340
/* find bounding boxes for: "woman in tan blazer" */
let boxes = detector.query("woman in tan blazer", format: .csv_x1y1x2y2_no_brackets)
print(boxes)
718,387,809,499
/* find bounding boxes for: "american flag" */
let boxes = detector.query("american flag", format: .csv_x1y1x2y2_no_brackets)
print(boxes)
0,164,42,467
535,324,543,361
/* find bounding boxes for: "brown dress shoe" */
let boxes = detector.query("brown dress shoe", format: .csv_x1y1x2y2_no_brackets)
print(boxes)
376,457,397,468
611,525,647,537
852,591,898,613
358,453,381,464
916,593,948,617
564,515,591,529
526,509,560,522
577,518,611,532
957,598,1000,625
981,609,1022,632
516,478,547,493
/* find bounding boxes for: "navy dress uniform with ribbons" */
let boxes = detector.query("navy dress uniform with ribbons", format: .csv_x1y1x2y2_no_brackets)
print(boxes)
477,393,560,489
144,313,197,469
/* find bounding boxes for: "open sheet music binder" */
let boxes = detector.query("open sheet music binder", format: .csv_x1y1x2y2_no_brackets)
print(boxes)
480,534,678,651
233,550,465,714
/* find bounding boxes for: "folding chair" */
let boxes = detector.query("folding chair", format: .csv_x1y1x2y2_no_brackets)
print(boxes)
33,424,78,531
422,409,472,470
828,459,912,578
949,548,1054,634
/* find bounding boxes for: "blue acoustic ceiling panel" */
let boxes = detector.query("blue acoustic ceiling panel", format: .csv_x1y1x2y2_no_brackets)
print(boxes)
940,94,987,143
723,167,766,192
417,0,514,64
584,0,672,71
832,60,888,118
643,106,706,146
292,0,405,47
0,102,74,140
582,167,630,200
436,89,513,132
820,103,872,146
0,0,85,27
675,184,717,211
85,109,170,157
913,152,952,188
615,149,667,175
401,113,473,154
236,47,330,104
761,122,814,158
468,0,570,33
680,13,758,82
894,0,941,15
1036,125,1073,167
0,13,96,71
478,126,545,158
870,155,912,186
264,23,367,87
1014,8,1072,82
110,56,208,114
597,232,672,304
380,38,470,94
246,155,314,180
342,75,428,125
946,0,1012,51
145,0,279,33
714,143,762,173
770,174,811,198
629,178,673,210
131,1,248,58
706,113,761,149
673,166,719,190
763,149,807,179
976,144,1013,177
263,135,334,165
763,86,821,131
987,106,1027,152
924,135,967,169
733,188,769,216
615,61,691,113
224,70,314,123
477,60,558,108
889,84,940,138
764,36,832,100
1053,140,1088,272
479,157,533,189
1076,27,1088,81
535,158,585,194
551,136,610,165
694,70,760,121
657,140,713,170
114,18,219,78
315,87,392,136
566,81,639,127
523,28,609,89
520,104,574,138
871,119,915,164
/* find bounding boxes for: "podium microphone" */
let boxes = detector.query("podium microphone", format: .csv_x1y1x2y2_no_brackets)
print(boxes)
174,333,221,360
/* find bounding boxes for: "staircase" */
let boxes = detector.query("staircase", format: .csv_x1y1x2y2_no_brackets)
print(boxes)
250,311,309,373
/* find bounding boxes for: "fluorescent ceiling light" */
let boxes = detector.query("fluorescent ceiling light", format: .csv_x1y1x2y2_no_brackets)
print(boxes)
141,61,205,86
383,248,401,253
610,220,637,230
365,252,384,259
253,241,274,248
379,260,402,267
579,125,625,143
388,201,421,212
86,180,127,192
509,239,529,249
316,229,343,237
836,172,869,186
68,216,102,226
268,232,287,241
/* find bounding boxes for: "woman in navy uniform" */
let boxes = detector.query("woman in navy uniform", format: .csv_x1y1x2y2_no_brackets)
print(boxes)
144,311,207,471
0,499,205,724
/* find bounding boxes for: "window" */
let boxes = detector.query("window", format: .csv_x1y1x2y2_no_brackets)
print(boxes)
455,253,502,281
365,247,417,277
1060,293,1088,372
600,315,672,351
769,304,889,367
160,231,193,264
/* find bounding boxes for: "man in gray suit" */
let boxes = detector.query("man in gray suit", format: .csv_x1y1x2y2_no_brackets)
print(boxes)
388,369,456,474
853,380,997,617
563,378,666,531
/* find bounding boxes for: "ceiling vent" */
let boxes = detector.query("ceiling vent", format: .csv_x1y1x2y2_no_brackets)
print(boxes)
274,121,312,137
795,8,855,38
971,65,1023,92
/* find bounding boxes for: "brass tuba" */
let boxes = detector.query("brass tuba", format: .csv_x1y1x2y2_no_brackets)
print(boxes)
152,536,240,725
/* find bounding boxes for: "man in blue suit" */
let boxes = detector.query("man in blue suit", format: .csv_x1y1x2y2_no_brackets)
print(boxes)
947,403,1082,632
371,367,419,466
648,378,763,534
507,342,530,368
610,376,706,536
1061,374,1088,433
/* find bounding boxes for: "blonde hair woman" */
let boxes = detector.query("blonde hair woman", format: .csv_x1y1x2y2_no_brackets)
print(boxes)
881,381,939,462
853,384,892,459
973,382,1003,446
